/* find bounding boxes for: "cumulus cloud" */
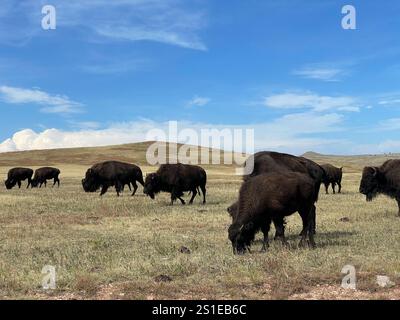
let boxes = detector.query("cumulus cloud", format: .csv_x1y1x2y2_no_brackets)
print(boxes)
0,86,83,114
0,114,347,155
264,92,360,112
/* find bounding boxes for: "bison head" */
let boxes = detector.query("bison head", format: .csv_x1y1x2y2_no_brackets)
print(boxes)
359,166,380,201
4,179,16,190
81,169,100,192
143,173,161,199
228,222,254,255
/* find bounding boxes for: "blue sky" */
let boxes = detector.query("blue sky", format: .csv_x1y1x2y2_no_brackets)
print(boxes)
1,0,400,155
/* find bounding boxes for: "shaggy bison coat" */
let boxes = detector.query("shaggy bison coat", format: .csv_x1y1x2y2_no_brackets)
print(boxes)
143,163,207,205
4,167,33,189
241,151,325,235
82,161,144,196
31,167,61,188
321,164,343,194
359,159,400,216
228,172,316,254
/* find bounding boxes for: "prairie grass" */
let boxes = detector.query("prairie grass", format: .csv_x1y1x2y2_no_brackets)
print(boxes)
0,143,399,299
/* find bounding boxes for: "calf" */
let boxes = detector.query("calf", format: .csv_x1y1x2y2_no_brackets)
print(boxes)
31,167,61,188
228,172,316,254
143,163,207,205
4,167,33,189
321,164,343,194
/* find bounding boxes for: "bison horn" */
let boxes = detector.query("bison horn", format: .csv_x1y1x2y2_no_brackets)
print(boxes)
372,167,379,176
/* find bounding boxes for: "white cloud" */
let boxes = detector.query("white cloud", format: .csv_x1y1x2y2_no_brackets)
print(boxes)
187,95,211,107
0,86,83,114
376,118,400,131
0,0,207,50
293,67,345,81
378,99,400,105
0,114,347,155
264,92,360,112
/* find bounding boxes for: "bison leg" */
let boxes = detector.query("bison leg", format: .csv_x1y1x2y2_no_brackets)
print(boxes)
200,185,206,204
332,183,336,194
17,181,21,188
27,178,31,189
396,198,400,217
177,195,186,205
100,185,109,196
260,218,271,252
189,188,197,204
299,205,316,248
171,188,185,205
273,216,287,246
131,182,138,196
324,183,329,194
338,182,342,194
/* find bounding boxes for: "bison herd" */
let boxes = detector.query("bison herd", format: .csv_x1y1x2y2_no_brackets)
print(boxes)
3,151,400,255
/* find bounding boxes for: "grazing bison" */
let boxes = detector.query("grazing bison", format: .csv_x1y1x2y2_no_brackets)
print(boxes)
359,159,400,216
143,163,207,205
242,151,325,235
4,167,33,189
31,167,61,188
321,164,343,194
82,161,144,197
228,172,316,254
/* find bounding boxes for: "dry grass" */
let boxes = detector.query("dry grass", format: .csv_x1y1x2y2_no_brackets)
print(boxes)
0,143,399,300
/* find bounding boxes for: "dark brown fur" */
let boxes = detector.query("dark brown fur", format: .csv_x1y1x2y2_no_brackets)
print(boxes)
228,172,316,254
241,151,325,234
359,159,400,216
31,167,61,188
321,164,343,194
4,167,33,189
82,161,144,196
143,163,207,205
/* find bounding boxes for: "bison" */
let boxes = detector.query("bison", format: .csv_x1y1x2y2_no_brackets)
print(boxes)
31,167,61,188
4,167,33,189
321,164,343,194
228,172,316,254
82,161,144,197
241,151,325,235
359,159,400,216
143,163,207,205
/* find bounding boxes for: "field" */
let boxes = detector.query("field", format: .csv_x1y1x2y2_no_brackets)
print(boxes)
0,143,400,300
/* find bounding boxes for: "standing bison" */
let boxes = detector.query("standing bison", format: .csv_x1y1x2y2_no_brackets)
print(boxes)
228,172,316,254
241,151,325,235
4,167,33,189
82,161,144,196
143,163,207,205
359,159,400,216
31,167,61,188
321,164,343,194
